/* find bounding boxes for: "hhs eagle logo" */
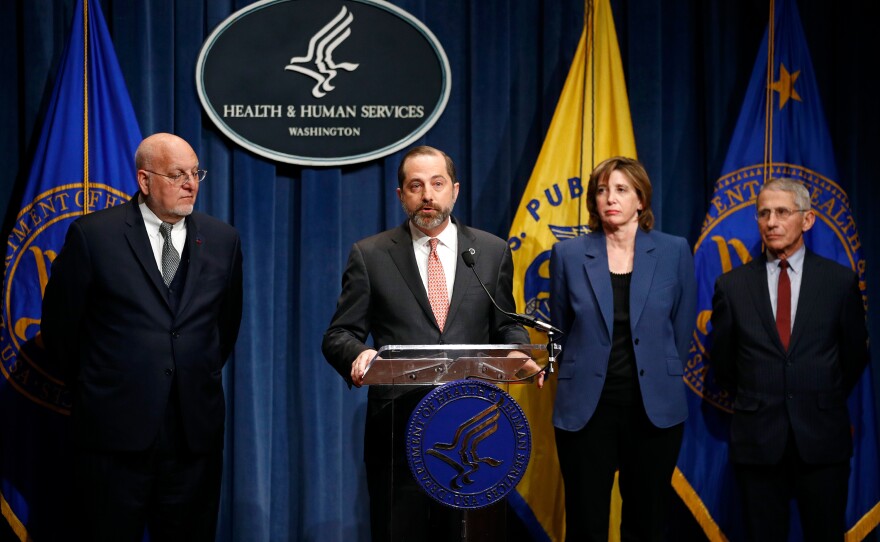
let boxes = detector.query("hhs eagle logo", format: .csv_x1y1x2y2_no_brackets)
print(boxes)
284,6,360,98
407,380,531,509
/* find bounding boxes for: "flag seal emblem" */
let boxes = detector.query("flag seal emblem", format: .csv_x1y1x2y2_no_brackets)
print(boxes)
685,163,864,413
406,380,531,510
1,184,130,414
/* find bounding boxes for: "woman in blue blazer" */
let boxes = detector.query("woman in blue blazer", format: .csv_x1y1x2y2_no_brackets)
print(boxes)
550,157,697,541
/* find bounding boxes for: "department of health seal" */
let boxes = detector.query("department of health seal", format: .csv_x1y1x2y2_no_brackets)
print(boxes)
1,183,131,414
406,380,531,510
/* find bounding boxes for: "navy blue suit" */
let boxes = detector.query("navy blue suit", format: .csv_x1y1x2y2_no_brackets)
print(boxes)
41,196,243,540
42,196,243,453
711,249,868,541
550,228,696,430
711,250,867,465
550,228,696,541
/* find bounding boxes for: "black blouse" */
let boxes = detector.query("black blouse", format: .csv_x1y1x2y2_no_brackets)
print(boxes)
601,271,638,404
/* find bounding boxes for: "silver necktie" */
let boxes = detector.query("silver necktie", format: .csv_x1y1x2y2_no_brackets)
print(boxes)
159,222,180,286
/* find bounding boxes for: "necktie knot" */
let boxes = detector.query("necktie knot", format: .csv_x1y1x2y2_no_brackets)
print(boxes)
779,259,789,271
160,221,173,240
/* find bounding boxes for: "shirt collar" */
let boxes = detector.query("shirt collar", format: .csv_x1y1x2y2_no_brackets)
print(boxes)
408,219,458,248
139,201,185,234
766,244,806,275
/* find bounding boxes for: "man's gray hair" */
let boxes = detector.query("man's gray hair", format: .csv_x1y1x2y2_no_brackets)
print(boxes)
759,177,811,211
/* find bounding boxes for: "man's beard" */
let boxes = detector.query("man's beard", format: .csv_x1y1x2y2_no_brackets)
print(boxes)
171,204,194,217
403,202,454,231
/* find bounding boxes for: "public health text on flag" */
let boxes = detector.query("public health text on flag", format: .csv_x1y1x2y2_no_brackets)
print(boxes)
673,0,880,540
505,0,636,540
0,0,141,539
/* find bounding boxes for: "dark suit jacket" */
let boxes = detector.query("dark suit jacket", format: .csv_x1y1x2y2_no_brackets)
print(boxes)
711,250,868,464
550,228,697,430
321,218,529,463
41,196,243,453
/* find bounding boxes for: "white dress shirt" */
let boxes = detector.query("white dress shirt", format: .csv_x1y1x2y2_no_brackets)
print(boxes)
140,202,187,274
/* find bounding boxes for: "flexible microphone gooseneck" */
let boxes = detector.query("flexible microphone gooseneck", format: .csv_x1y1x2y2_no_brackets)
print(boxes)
460,248,563,336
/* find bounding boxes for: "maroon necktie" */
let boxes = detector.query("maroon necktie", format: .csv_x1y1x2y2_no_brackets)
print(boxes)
776,260,791,350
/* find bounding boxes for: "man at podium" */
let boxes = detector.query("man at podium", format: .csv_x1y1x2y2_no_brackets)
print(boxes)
322,145,530,541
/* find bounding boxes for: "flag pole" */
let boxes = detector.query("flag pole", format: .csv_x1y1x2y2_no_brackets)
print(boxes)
578,0,594,231
763,0,775,183
82,0,90,213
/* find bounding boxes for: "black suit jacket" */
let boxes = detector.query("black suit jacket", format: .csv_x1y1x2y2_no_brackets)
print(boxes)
42,196,243,453
711,250,867,464
322,218,529,462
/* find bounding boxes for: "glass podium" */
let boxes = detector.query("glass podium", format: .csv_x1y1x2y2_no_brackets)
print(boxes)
361,343,553,385
361,344,556,541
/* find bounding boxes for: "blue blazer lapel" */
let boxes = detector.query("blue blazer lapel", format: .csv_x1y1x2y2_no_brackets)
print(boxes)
630,229,657,329
583,234,613,339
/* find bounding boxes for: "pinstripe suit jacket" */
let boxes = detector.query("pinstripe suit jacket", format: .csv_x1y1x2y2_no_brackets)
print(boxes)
711,250,868,464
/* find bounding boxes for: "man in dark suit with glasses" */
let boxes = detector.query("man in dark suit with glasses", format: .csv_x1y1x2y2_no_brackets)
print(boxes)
711,177,868,541
42,132,243,541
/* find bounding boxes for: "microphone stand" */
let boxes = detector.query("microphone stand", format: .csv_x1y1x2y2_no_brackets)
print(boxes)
544,329,559,375
460,249,562,378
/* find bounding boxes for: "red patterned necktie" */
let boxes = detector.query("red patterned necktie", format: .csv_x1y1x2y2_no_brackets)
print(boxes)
776,259,791,350
427,238,448,331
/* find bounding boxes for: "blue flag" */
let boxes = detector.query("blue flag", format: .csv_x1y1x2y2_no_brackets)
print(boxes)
0,0,141,538
673,0,880,540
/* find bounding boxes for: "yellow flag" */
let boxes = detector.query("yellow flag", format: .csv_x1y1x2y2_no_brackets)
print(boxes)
506,0,636,540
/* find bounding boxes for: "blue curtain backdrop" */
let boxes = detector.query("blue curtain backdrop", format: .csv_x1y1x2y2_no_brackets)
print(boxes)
1,1,876,541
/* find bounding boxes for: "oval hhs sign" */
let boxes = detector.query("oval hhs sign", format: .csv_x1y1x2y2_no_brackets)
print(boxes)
196,0,451,167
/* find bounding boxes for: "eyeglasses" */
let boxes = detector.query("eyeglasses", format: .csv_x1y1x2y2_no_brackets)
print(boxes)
144,169,207,187
754,207,807,221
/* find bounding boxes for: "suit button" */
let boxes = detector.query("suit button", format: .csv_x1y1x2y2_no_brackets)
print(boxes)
787,393,794,399
171,331,180,339
634,338,640,345
164,368,173,376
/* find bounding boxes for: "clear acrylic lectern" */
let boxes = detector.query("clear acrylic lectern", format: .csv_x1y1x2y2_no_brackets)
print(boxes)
361,343,553,385
361,343,555,541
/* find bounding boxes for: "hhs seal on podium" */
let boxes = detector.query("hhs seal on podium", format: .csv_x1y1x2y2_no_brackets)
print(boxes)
406,380,532,509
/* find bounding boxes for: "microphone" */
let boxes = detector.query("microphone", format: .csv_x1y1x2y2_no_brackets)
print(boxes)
461,248,563,336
